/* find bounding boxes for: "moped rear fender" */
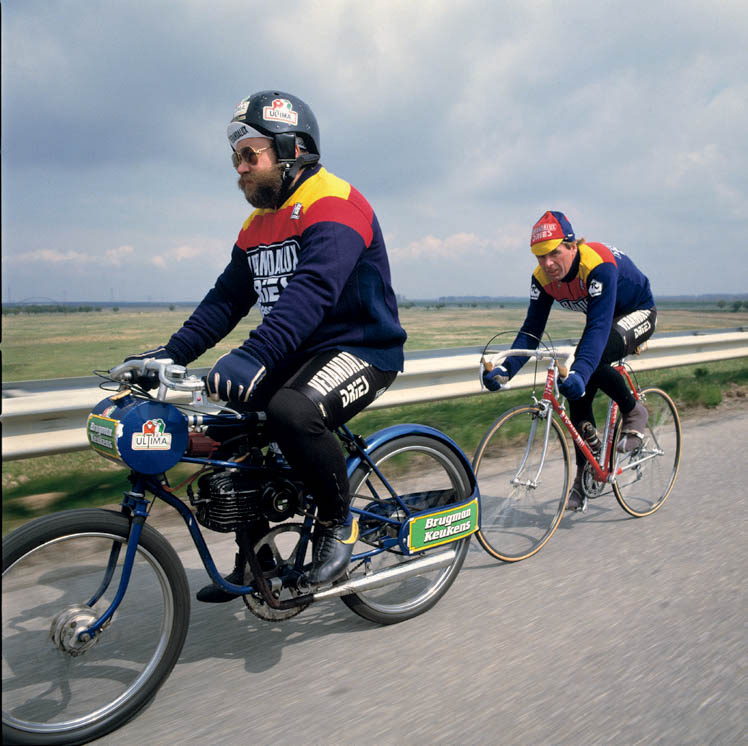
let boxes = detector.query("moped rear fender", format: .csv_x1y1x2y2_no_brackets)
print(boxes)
346,423,477,494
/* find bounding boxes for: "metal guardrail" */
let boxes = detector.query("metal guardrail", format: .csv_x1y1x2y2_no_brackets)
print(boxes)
2,329,747,461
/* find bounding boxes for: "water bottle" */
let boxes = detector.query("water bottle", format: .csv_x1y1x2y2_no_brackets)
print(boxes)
580,421,601,456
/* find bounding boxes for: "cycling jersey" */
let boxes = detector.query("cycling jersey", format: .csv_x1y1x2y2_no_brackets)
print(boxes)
165,164,406,372
506,242,654,383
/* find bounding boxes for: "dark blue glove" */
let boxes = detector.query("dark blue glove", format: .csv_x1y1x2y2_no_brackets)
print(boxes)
482,364,510,392
558,371,585,400
207,347,266,403
123,346,173,390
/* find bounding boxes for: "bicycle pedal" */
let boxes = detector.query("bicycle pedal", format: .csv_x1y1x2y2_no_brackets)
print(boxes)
571,496,588,514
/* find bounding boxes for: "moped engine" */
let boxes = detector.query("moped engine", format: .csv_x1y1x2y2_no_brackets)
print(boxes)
193,470,302,533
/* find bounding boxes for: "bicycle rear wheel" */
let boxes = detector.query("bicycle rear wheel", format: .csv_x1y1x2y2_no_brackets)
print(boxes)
612,387,681,517
472,404,571,562
2,509,190,745
343,435,472,625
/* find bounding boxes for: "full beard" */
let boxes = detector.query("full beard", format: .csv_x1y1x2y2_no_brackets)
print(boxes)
237,166,284,209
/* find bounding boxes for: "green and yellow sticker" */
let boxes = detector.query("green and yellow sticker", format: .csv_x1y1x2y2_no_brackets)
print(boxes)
87,413,120,460
407,498,479,552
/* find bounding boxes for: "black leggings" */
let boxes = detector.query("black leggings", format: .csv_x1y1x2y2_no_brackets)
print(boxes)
261,351,397,522
570,308,656,465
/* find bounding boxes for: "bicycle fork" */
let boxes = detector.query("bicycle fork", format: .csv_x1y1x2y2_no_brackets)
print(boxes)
511,404,555,489
50,490,150,655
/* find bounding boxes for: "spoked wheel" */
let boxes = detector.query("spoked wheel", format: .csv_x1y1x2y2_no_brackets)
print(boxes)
612,387,681,517
2,509,190,745
472,405,571,562
342,435,472,625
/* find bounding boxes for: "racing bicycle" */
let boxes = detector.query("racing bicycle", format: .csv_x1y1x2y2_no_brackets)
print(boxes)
2,358,480,745
473,342,681,562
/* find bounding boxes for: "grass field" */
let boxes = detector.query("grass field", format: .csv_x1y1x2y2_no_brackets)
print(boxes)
3,304,748,380
3,305,748,532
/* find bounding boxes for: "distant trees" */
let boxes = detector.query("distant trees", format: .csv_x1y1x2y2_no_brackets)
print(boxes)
713,299,747,312
2,304,103,315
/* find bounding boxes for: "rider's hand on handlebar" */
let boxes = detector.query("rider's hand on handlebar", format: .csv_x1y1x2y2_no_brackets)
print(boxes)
558,370,586,400
124,346,172,390
482,364,510,392
206,346,266,403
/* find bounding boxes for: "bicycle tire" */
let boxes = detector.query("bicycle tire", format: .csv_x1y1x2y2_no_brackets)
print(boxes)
472,404,571,562
612,387,681,517
342,435,472,625
2,509,190,745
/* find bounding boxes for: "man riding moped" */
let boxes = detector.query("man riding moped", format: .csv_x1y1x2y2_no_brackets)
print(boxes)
126,90,406,598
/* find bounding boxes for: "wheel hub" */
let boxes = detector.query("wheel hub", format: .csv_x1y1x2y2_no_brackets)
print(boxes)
49,605,103,656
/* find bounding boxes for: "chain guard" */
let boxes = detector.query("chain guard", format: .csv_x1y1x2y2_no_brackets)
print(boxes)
242,524,311,621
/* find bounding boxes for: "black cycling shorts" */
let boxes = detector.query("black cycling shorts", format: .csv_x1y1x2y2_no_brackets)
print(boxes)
600,307,657,364
282,350,397,429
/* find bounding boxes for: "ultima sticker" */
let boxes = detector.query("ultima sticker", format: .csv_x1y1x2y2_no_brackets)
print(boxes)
131,419,172,451
263,98,298,125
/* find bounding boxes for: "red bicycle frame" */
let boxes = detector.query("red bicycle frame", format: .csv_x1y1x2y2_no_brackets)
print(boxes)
540,363,640,483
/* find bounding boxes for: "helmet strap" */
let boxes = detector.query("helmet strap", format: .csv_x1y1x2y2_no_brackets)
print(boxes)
277,152,320,205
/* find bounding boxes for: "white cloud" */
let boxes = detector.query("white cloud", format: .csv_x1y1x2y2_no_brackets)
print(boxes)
6,245,135,267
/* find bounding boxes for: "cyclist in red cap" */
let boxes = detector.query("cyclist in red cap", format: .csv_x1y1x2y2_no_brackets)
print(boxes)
483,211,657,511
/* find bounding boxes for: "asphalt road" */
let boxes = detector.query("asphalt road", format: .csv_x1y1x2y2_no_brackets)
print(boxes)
94,407,747,745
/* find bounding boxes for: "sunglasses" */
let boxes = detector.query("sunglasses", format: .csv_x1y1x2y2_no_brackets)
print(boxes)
231,144,273,168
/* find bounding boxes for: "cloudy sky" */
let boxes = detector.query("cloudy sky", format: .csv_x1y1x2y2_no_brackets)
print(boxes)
2,0,747,303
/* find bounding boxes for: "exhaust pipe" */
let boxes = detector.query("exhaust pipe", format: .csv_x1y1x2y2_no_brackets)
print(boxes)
310,547,457,601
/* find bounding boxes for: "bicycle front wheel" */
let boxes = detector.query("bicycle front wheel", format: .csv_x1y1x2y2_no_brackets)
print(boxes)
612,387,681,517
473,404,571,562
343,435,472,625
2,509,190,745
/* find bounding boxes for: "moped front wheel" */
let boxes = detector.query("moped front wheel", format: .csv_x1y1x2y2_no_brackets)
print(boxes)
2,508,190,745
343,435,472,625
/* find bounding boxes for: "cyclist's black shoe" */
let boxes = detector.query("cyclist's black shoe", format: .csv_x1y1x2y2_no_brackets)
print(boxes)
307,518,358,586
566,480,587,513
617,401,648,453
196,548,275,603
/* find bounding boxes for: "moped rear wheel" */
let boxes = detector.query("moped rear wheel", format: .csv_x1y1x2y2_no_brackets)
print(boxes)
2,509,190,745
342,435,472,625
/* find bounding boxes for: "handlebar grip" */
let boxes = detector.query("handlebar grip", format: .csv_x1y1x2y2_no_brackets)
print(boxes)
481,357,494,372
557,363,569,379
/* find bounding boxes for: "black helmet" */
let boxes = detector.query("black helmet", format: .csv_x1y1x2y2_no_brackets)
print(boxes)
227,90,320,165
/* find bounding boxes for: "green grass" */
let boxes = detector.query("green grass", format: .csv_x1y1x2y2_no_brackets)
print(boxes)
4,357,747,534
5,304,748,381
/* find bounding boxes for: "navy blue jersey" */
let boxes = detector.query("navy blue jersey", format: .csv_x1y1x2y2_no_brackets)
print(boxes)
166,165,406,372
505,242,654,383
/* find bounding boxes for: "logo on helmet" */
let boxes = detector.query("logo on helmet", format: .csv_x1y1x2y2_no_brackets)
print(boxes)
263,98,298,126
233,98,250,118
